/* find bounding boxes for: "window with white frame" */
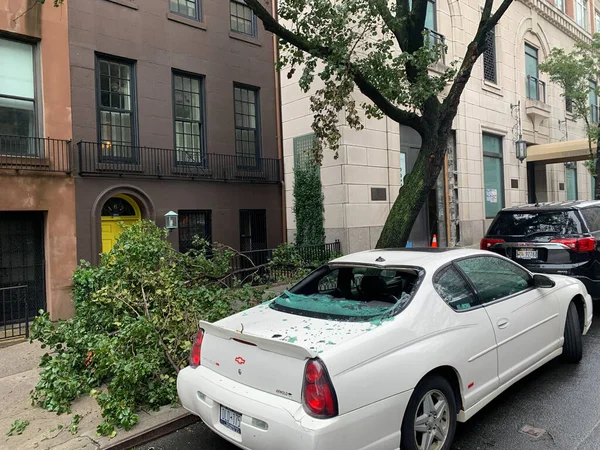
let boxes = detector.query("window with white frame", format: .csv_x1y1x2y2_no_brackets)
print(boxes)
0,38,36,141
576,0,589,30
556,0,565,12
595,9,600,33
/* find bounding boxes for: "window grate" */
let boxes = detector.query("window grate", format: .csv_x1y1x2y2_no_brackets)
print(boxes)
240,210,267,252
178,210,211,253
293,133,318,172
483,28,497,83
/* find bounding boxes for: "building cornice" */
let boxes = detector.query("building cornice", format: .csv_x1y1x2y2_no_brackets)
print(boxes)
519,0,592,44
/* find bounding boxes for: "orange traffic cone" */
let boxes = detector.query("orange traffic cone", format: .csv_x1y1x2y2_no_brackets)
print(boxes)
431,234,438,248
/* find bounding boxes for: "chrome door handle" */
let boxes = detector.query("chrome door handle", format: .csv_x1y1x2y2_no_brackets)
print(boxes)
497,318,509,329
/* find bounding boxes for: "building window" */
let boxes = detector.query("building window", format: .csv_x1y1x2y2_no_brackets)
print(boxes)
590,80,598,123
240,209,267,251
169,0,200,20
483,133,504,218
525,44,543,101
483,27,497,83
0,38,36,154
596,9,600,32
173,73,204,165
566,165,578,201
97,57,136,161
234,84,260,168
576,0,589,30
230,0,256,36
556,0,565,12
178,210,211,253
566,97,573,113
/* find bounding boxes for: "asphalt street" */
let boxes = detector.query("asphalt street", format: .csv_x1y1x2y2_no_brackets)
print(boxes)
143,311,600,450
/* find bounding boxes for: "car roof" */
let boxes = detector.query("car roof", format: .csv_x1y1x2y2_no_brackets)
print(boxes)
501,200,600,212
330,248,490,271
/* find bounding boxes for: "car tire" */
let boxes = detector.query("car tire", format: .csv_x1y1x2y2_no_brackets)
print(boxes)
400,374,457,450
563,301,583,363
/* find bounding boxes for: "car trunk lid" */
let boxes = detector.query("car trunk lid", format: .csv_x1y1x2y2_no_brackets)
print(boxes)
198,304,379,402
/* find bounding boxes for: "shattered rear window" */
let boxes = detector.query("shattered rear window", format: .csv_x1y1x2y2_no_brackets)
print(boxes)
270,265,422,321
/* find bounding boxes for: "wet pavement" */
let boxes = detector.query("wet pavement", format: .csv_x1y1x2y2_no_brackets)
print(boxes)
143,312,600,450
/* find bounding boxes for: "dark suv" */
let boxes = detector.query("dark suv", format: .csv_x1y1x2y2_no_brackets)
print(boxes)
482,201,600,299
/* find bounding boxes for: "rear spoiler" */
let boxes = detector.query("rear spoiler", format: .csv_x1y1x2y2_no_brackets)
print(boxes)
199,320,317,360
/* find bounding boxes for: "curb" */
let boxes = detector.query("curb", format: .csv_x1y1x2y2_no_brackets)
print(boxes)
101,413,199,450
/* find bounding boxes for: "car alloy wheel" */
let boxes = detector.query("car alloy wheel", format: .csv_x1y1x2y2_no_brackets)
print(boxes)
413,389,450,450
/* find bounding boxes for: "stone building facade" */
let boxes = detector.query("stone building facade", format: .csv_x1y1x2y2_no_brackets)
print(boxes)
282,0,599,253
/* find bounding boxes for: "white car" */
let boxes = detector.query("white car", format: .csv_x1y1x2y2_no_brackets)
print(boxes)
177,248,592,450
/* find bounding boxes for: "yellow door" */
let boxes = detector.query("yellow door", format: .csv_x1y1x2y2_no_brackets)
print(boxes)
100,194,142,253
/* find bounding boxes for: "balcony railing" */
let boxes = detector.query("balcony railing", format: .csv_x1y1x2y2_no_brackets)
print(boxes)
77,141,281,183
0,135,71,173
526,75,546,103
425,29,445,65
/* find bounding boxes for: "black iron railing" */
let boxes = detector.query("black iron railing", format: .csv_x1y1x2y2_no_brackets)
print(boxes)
78,141,281,183
0,263,46,320
0,285,29,341
527,75,546,103
425,29,446,65
0,135,71,173
228,241,343,285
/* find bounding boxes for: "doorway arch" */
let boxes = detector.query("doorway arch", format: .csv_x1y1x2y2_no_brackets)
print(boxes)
100,194,142,253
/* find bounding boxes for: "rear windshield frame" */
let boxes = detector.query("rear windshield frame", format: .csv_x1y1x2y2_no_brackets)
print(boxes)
487,209,586,237
269,263,425,322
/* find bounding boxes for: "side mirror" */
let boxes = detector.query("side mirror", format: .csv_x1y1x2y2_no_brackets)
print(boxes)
533,274,555,289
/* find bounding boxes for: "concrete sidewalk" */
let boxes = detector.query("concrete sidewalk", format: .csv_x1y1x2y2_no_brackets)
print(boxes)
0,340,195,450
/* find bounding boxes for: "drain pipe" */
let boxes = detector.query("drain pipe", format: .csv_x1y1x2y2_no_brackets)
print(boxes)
272,0,286,242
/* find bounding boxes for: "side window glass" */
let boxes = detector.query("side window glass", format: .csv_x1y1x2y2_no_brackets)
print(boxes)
456,257,530,303
318,269,339,293
434,266,479,311
582,207,600,233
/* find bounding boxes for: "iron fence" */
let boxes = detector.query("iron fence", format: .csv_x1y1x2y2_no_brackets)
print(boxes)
0,135,71,173
77,141,281,183
228,241,342,285
0,263,46,319
0,285,28,340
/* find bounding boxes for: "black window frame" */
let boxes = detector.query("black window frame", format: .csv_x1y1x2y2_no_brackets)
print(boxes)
230,0,257,37
233,83,261,170
172,70,206,167
525,44,541,101
239,209,267,252
169,0,201,21
454,256,533,306
178,210,212,253
95,53,138,163
483,27,497,83
0,36,39,153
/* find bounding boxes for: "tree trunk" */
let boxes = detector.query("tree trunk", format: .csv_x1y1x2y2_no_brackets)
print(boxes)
377,122,447,248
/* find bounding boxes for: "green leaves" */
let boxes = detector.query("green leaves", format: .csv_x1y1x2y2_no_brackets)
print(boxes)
7,419,30,437
30,221,265,436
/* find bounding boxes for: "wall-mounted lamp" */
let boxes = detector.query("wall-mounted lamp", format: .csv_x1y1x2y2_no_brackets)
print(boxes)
164,211,179,230
511,101,527,163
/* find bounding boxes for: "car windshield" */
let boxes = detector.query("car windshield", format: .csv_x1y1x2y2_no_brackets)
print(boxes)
269,265,422,321
488,211,583,237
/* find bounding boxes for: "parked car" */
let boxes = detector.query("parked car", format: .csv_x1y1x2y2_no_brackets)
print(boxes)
177,248,592,450
481,200,600,299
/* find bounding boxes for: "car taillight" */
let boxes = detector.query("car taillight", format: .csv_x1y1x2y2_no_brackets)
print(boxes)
480,238,504,250
551,237,597,252
302,359,338,418
189,330,204,368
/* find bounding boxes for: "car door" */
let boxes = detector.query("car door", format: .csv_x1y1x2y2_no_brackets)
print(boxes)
433,265,498,410
455,256,561,387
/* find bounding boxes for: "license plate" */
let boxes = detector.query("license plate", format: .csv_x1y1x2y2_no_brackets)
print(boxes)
516,249,538,260
220,405,242,434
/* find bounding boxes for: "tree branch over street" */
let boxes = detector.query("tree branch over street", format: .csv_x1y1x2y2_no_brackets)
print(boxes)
245,0,515,247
